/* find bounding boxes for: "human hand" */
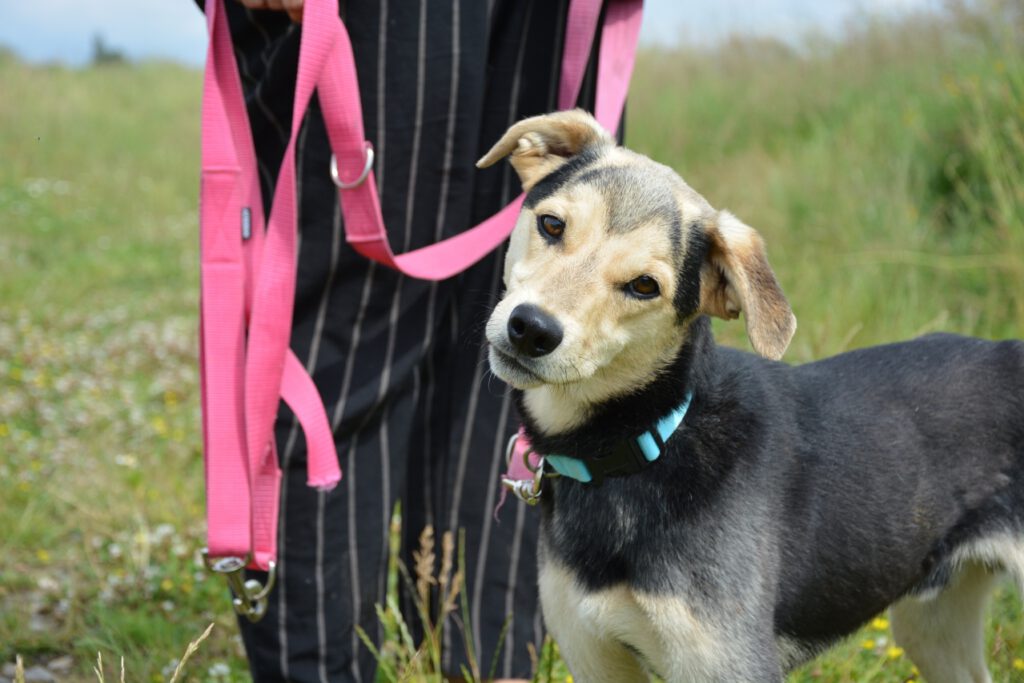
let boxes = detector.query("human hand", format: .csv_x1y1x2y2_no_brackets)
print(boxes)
236,0,303,23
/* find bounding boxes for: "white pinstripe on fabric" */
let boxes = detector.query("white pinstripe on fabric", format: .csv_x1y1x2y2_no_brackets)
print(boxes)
273,116,315,680
335,1,390,677
344,433,363,683
315,487,330,683
546,0,568,112
418,0,462,536
469,389,512,654
502,498,528,677
374,0,388,199
326,254,376,681
444,2,536,669
326,234,379,683
373,0,429,643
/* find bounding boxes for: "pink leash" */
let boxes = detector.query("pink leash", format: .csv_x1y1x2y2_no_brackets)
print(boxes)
199,0,642,619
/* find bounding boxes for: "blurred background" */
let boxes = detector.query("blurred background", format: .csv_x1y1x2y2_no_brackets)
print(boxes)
1,1,1022,681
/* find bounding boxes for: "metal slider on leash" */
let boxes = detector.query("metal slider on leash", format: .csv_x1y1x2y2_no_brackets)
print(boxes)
501,432,554,505
202,550,277,622
330,142,374,189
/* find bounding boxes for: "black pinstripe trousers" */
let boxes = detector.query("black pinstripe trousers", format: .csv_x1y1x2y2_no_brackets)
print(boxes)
215,1,604,680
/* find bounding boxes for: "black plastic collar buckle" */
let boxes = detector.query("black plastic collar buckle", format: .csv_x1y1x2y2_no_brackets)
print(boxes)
585,436,653,486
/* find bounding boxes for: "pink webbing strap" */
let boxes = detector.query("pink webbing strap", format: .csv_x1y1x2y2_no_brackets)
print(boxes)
200,0,259,563
201,0,342,571
200,0,642,572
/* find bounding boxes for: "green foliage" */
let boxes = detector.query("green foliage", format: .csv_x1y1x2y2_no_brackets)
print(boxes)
1,1,1022,680
629,0,1023,359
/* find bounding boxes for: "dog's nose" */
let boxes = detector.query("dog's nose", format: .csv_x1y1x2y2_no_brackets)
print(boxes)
507,304,563,358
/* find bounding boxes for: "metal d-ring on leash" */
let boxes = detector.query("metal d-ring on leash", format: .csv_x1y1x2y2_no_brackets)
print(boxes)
501,432,557,506
330,142,374,189
202,550,277,622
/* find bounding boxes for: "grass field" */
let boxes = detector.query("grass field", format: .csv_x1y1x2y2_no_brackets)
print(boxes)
1,1,1023,680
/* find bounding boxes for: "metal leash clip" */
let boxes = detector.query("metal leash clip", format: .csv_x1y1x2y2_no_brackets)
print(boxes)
202,550,277,622
501,432,545,505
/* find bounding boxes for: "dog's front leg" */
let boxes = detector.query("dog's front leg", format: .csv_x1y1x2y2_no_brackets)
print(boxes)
632,592,784,683
539,562,650,682
553,633,651,683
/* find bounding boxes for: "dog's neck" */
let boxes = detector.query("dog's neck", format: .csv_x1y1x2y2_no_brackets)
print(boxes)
515,316,714,460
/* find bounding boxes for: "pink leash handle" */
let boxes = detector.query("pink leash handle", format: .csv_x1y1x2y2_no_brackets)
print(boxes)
202,0,343,572
199,0,643,576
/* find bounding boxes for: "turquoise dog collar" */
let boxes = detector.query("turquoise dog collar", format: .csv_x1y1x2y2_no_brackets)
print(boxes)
545,392,694,484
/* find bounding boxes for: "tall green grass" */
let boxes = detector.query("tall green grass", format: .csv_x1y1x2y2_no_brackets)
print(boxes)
629,0,1023,360
0,1,1022,679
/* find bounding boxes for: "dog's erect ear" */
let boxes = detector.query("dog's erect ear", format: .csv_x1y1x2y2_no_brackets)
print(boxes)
476,109,613,190
700,211,797,360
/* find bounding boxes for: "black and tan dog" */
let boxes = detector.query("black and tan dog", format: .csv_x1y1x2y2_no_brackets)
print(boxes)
477,110,1024,683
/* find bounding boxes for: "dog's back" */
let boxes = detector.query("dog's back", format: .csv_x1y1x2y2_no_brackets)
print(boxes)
761,334,1024,670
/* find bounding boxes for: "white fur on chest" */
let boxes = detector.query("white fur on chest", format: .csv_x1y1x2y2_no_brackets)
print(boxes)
539,562,737,682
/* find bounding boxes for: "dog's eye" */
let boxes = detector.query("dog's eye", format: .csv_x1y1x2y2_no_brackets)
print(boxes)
537,214,565,240
627,275,660,299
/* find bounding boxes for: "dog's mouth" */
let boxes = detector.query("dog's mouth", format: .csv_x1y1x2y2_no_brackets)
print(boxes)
488,345,545,388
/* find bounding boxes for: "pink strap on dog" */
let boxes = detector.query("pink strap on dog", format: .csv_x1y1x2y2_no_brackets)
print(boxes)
199,0,643,590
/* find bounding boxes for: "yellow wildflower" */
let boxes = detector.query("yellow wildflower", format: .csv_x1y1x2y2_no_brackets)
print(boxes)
871,616,889,630
151,416,169,436
861,639,875,650
36,549,51,563
1013,658,1024,671
160,578,174,592
887,646,904,659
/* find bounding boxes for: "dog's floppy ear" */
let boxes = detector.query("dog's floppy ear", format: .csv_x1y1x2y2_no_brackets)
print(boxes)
476,109,613,190
700,211,797,360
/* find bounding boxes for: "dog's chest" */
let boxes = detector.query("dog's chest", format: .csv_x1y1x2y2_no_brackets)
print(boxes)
538,560,744,680
538,561,664,673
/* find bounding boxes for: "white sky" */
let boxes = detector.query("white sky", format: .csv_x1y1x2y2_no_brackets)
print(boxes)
0,0,942,68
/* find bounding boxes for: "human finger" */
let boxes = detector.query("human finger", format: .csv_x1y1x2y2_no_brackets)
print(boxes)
283,0,303,22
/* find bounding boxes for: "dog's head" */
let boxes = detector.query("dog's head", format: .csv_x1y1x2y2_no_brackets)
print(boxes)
479,110,796,432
